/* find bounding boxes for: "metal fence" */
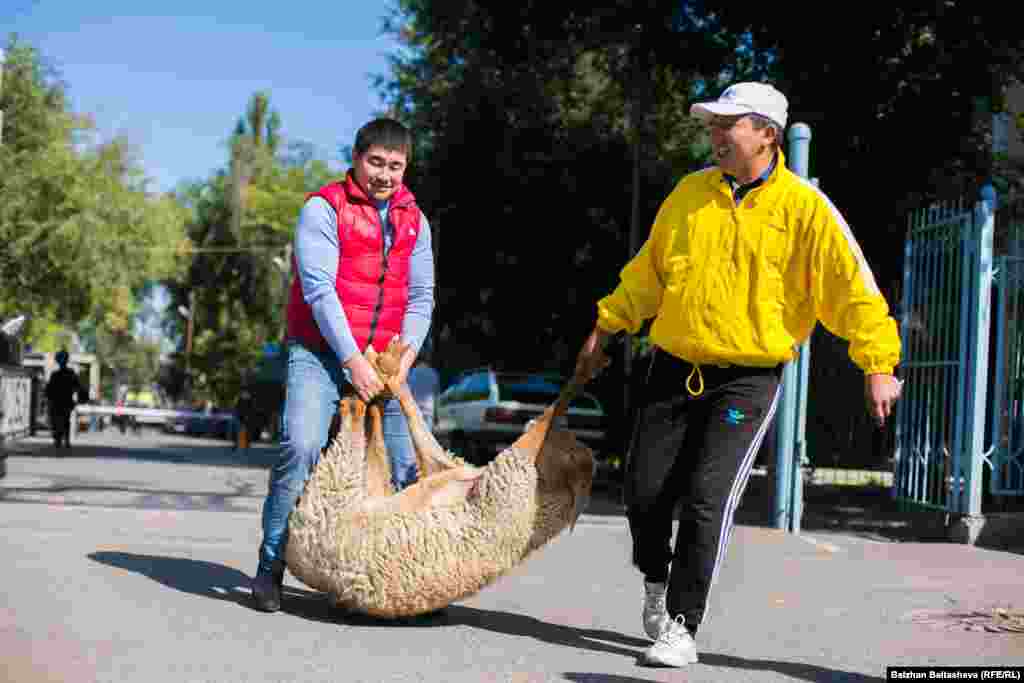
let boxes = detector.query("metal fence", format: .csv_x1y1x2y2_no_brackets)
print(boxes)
893,186,1024,522
988,192,1024,499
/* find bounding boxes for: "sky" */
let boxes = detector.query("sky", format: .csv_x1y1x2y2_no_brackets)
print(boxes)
4,0,404,193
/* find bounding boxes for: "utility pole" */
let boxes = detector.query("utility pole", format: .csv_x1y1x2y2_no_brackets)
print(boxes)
178,292,195,406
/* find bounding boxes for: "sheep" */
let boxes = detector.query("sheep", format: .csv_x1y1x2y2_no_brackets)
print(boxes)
284,342,595,618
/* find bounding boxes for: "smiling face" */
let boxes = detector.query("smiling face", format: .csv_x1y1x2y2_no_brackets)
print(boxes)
707,114,776,183
352,145,409,202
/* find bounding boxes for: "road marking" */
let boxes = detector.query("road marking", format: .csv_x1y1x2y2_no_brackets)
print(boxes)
798,535,842,553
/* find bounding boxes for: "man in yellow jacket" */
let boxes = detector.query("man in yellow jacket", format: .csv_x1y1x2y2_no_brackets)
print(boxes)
574,82,903,668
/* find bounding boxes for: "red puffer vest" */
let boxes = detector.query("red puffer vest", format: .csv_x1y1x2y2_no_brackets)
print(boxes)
286,173,422,354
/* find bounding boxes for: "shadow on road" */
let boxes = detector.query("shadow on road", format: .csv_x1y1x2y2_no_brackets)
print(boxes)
564,657,884,682
422,605,650,658
9,438,279,469
85,552,882,681
87,551,320,608
585,475,952,546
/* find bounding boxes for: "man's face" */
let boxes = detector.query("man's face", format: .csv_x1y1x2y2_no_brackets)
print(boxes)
707,114,773,174
352,145,408,202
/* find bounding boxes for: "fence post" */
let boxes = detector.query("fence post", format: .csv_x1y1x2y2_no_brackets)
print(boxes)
990,254,1007,496
775,123,812,532
893,209,915,502
951,185,996,542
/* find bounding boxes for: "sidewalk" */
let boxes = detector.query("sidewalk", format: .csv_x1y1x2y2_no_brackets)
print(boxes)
1,434,1023,681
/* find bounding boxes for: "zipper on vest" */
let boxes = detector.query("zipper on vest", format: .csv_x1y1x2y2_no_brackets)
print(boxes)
365,226,390,350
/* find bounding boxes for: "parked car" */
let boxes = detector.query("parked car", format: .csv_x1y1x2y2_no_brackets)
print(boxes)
164,406,235,439
434,369,606,465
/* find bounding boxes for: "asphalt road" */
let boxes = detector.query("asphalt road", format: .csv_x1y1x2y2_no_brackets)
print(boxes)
2,431,1022,682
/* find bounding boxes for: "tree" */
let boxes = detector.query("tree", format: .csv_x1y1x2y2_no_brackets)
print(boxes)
380,2,751,374
164,92,334,407
706,3,1024,284
0,35,188,352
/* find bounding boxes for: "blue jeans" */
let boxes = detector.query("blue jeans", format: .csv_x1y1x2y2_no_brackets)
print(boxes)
257,343,417,574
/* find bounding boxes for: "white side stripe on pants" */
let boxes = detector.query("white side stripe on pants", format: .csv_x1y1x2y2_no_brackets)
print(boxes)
700,383,782,627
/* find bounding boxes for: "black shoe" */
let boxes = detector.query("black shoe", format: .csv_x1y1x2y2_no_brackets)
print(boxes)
251,561,285,612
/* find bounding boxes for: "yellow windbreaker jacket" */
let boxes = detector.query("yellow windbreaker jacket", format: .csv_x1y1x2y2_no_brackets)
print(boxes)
597,152,900,375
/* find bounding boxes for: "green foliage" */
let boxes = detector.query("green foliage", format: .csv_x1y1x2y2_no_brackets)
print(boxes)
707,3,1024,282
163,92,335,407
378,1,754,381
92,326,164,402
0,35,188,352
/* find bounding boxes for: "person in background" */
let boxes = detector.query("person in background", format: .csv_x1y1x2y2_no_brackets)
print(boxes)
45,350,86,451
574,82,902,668
233,389,255,450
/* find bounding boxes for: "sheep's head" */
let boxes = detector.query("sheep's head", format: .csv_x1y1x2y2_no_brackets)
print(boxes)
530,427,595,532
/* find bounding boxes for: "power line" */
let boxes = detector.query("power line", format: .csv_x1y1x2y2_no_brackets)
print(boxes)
122,245,287,253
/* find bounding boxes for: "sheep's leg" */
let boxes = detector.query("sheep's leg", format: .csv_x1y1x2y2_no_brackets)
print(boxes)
386,378,460,477
310,398,371,508
364,403,395,498
363,465,483,515
369,339,458,476
510,377,583,464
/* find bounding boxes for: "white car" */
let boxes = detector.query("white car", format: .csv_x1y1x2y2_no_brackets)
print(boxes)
434,369,606,465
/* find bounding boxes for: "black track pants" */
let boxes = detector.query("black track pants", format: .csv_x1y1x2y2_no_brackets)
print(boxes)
625,349,781,631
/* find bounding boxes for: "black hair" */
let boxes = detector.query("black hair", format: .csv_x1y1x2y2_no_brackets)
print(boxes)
353,118,413,162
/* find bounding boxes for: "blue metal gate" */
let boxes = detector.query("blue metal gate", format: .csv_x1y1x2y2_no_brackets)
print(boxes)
894,188,995,516
989,253,1024,496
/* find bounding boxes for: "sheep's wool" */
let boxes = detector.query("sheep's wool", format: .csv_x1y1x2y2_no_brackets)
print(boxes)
284,397,594,618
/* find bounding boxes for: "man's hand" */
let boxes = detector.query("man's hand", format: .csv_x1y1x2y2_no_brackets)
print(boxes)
574,327,612,383
865,373,903,428
345,353,386,403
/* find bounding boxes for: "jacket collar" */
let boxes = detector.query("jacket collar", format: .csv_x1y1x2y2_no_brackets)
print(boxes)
707,149,788,197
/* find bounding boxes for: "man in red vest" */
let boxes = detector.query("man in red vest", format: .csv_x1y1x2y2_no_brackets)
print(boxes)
252,118,435,612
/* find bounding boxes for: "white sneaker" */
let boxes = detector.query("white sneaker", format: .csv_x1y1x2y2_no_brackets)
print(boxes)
643,615,698,667
642,581,671,640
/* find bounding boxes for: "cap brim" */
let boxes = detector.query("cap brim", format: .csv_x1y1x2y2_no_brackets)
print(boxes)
690,102,752,121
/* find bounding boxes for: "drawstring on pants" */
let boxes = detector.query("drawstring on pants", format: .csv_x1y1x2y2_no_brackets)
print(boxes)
686,364,705,397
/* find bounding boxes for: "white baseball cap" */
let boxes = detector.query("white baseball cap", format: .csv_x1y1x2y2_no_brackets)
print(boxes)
690,82,788,129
